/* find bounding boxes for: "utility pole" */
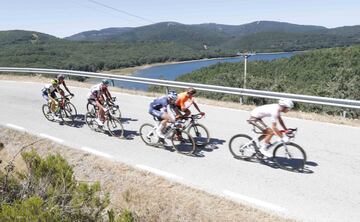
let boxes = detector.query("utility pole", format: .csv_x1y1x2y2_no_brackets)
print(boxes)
238,52,256,104
238,52,256,89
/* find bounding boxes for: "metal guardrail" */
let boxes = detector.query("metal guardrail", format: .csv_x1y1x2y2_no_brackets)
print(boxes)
1,67,360,109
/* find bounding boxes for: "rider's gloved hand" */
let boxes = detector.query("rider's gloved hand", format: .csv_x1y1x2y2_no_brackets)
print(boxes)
70,93,74,96
200,112,205,116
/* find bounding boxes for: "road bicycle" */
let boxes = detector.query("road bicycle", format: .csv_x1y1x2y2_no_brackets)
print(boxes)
179,113,210,147
229,125,306,172
139,118,196,155
42,95,77,125
86,97,121,119
85,104,124,138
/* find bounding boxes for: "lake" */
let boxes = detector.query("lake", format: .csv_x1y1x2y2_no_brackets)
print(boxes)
113,52,297,91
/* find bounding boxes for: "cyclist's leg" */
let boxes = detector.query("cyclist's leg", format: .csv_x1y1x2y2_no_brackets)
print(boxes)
96,100,105,122
49,93,58,113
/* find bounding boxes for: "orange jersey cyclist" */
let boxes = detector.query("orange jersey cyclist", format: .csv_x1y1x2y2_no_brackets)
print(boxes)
175,87,205,117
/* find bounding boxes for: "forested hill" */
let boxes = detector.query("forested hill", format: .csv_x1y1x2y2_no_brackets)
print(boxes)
65,21,360,52
0,30,230,71
176,45,360,116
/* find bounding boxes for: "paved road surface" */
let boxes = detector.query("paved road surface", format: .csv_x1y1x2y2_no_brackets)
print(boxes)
1,80,359,222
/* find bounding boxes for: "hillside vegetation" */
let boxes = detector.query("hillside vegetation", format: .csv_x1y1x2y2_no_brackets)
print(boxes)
0,30,227,72
176,45,360,117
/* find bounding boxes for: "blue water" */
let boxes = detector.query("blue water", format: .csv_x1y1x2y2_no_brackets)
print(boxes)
114,52,297,91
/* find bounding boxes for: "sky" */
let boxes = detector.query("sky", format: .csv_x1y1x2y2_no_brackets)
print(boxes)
1,0,359,38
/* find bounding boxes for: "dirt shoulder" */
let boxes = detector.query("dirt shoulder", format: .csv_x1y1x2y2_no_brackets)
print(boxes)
1,74,359,127
0,127,294,222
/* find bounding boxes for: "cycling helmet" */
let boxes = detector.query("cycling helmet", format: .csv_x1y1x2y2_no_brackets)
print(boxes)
279,99,294,109
187,87,197,95
57,74,65,80
167,91,178,101
51,79,58,85
102,79,110,86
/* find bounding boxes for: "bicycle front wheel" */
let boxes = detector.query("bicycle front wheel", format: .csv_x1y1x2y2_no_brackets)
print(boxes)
187,123,210,147
106,118,124,138
171,129,195,155
65,102,77,117
59,108,74,125
139,123,158,145
229,134,257,160
273,142,306,172
110,105,121,119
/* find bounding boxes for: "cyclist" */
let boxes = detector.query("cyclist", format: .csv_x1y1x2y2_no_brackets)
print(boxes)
176,87,205,117
57,74,74,97
87,80,112,126
148,91,179,139
247,98,294,157
41,79,62,120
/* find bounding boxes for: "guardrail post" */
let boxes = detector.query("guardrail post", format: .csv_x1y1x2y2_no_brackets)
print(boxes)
342,110,347,119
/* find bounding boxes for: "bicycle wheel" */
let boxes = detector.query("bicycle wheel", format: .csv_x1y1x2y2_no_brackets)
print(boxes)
187,123,210,147
65,102,77,117
139,123,158,145
109,105,121,119
59,108,74,125
171,129,195,155
273,142,306,172
229,134,257,160
42,104,54,121
85,112,98,131
86,102,97,115
106,118,124,137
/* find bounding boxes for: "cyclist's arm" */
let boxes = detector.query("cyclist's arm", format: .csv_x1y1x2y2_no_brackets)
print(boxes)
271,122,283,138
62,82,72,94
192,100,202,113
278,116,287,131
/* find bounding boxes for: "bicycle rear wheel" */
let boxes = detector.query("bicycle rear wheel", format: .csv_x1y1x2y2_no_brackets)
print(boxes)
187,123,210,147
171,129,195,155
85,112,98,131
106,118,124,138
86,102,97,115
229,134,257,160
139,123,159,145
42,104,54,121
273,142,306,172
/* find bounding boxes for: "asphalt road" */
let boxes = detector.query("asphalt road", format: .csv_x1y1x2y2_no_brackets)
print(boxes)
1,80,359,222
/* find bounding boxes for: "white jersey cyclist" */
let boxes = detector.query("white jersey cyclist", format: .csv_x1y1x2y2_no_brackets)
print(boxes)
250,104,281,123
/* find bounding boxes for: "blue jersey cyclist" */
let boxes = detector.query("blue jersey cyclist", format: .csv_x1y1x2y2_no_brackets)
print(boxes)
149,91,179,138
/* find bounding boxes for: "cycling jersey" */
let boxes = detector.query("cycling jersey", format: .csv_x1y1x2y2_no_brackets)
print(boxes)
176,92,193,110
87,83,103,100
41,84,58,94
149,96,176,120
250,104,281,123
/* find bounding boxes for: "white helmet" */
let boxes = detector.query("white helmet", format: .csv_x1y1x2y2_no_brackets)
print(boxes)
279,99,294,109
167,91,178,101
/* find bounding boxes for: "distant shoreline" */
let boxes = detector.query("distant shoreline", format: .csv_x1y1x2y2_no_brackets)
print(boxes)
104,51,299,76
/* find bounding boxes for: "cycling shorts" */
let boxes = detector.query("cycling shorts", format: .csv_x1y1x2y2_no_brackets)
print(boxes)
149,108,164,120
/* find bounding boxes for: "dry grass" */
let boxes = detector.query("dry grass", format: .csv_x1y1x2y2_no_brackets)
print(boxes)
0,127,295,222
1,73,359,127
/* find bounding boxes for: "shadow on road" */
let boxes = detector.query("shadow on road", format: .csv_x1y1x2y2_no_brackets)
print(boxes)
192,137,226,157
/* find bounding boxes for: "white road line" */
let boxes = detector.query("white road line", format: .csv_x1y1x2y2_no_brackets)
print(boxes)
81,146,113,159
136,164,184,181
223,190,285,213
38,133,64,143
6,123,26,131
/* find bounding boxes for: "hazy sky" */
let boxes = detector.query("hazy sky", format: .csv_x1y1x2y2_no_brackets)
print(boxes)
1,0,359,38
